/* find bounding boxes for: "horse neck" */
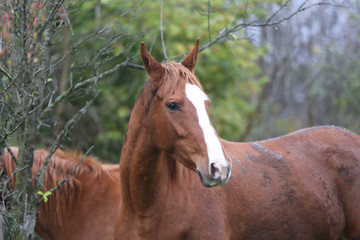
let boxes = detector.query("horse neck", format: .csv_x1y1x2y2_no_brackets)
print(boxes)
120,85,188,215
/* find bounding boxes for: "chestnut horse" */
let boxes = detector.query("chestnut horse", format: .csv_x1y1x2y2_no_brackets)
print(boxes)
1,147,120,240
114,39,360,240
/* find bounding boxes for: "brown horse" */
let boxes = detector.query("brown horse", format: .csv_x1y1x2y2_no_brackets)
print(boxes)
1,147,120,240
114,39,360,240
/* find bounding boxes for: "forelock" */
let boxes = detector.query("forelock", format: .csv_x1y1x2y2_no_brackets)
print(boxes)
155,62,202,101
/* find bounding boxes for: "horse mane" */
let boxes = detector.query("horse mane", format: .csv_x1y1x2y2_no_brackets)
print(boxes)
1,147,118,228
156,62,203,101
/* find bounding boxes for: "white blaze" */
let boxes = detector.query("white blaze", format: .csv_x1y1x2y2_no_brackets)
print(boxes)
185,83,228,171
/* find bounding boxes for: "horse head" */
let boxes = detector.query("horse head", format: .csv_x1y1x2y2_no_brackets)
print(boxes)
140,39,231,187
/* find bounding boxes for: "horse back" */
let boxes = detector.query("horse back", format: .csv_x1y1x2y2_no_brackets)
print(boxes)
223,126,360,239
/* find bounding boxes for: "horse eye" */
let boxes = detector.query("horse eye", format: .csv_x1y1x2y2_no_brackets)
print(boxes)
167,102,181,111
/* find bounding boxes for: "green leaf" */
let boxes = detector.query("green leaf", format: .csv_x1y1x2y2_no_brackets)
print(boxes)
38,191,52,203
44,191,52,198
229,33,237,40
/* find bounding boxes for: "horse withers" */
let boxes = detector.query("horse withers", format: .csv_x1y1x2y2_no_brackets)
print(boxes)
1,147,120,240
114,39,360,240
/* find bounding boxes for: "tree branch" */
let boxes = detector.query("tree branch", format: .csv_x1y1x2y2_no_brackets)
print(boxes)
166,0,339,63
37,145,94,205
36,97,96,191
40,56,136,118
0,64,13,81
36,2,144,77
160,0,168,60
207,0,212,42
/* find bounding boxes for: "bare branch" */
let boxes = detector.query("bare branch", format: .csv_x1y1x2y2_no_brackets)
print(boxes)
61,3,74,35
6,146,18,166
40,56,136,118
38,2,144,76
160,0,168,60
207,0,212,42
36,97,96,190
164,0,340,63
0,64,13,81
127,62,144,70
0,114,27,145
122,4,316,77
264,0,292,25
230,2,342,32
35,0,65,44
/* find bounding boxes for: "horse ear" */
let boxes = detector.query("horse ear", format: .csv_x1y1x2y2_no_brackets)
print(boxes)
181,38,199,73
140,42,165,87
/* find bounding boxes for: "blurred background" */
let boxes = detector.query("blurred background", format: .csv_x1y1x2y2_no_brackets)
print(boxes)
5,0,359,163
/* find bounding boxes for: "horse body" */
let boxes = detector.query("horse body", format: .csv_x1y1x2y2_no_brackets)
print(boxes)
222,126,360,239
115,39,360,240
116,125,360,239
1,147,120,240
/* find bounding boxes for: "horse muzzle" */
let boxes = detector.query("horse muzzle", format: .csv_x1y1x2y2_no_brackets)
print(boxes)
197,163,231,188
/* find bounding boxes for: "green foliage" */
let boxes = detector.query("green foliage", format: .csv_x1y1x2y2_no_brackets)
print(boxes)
37,191,52,203
198,41,268,140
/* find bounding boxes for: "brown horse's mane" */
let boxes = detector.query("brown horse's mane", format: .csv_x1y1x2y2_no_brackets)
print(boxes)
156,62,203,101
1,147,119,228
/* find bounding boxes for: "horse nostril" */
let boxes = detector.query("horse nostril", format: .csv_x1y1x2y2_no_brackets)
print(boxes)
210,163,221,179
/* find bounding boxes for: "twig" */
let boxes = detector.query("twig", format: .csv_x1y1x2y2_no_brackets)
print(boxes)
166,0,338,63
6,146,18,166
40,56,136,118
61,3,74,35
227,5,240,30
149,34,158,53
35,0,65,44
8,166,27,188
230,2,339,31
37,145,94,205
0,67,26,95
207,0,212,42
265,0,291,25
160,0,168,60
127,62,144,70
66,1,336,74
35,1,144,76
36,97,96,189
79,32,143,71
0,64,13,81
